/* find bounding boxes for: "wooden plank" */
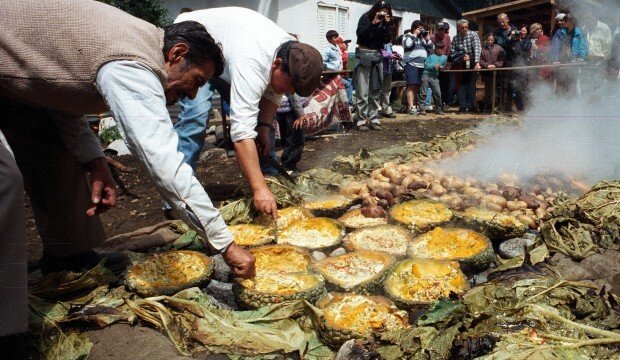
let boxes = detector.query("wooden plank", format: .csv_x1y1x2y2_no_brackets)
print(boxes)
463,0,551,19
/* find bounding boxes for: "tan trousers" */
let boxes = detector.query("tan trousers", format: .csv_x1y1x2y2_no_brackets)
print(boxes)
0,98,105,336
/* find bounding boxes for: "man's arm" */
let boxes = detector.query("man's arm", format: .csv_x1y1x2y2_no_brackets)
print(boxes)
95,60,255,277
228,63,280,218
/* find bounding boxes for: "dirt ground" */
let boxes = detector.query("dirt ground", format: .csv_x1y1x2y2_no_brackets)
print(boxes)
24,111,484,359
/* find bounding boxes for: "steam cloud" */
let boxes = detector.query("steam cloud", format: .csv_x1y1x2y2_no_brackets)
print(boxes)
438,3,619,185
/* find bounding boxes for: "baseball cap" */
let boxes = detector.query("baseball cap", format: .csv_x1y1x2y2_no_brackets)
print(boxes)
555,13,566,20
288,43,323,97
335,37,352,44
437,21,450,30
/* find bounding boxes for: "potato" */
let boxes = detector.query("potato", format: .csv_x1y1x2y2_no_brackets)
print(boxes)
482,194,507,208
421,172,435,183
377,199,390,209
516,214,537,229
391,186,407,199
373,189,394,201
519,194,541,209
431,183,446,197
361,205,386,218
472,191,485,201
459,197,479,209
481,201,503,213
502,186,521,201
499,173,519,186
463,186,482,196
367,178,392,191
408,180,428,191
401,174,419,189
535,208,548,220
506,200,528,212
487,189,503,196
485,184,499,191
362,196,379,206
371,168,389,182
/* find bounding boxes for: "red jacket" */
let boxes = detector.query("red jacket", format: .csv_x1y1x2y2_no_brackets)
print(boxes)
480,44,506,69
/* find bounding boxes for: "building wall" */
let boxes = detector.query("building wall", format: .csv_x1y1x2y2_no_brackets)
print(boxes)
163,0,457,50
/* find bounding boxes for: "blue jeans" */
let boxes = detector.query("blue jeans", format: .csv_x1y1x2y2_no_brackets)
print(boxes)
164,84,213,210
425,86,432,106
175,84,213,171
341,77,353,105
458,73,476,109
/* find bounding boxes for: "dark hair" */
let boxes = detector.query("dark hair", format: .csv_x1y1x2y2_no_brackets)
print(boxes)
564,13,578,26
485,33,496,41
325,30,339,40
180,7,193,14
275,40,297,75
367,1,392,20
163,21,225,77
411,20,425,31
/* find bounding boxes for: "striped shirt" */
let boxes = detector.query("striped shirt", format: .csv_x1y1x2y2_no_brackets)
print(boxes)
452,30,482,63
403,33,433,68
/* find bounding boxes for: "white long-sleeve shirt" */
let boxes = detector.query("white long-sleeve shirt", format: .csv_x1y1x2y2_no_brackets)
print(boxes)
176,7,293,142
96,60,232,251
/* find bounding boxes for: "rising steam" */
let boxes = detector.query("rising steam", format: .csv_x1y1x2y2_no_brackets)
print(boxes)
438,1,619,185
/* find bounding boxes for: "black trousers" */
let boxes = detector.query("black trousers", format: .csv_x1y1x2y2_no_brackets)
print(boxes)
276,111,304,170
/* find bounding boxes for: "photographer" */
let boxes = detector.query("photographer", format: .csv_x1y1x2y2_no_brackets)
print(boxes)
354,1,393,131
495,13,520,65
403,20,433,115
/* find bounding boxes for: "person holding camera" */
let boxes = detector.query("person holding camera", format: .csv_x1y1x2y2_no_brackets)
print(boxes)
403,20,434,115
353,1,393,131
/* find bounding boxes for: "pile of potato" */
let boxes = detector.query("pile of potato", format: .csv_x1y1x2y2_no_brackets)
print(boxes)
341,158,588,229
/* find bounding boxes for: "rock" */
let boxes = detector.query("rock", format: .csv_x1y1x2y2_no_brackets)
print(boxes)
312,251,327,261
204,280,237,310
335,339,379,360
106,139,131,156
498,234,537,258
329,247,346,257
210,254,232,282
199,148,227,162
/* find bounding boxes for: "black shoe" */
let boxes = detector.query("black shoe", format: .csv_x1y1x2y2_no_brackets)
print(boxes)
164,208,176,220
39,250,127,275
370,123,383,131
383,113,396,118
458,107,467,113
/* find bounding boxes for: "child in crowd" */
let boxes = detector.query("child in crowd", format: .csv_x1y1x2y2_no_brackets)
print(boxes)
419,42,448,115
275,93,306,173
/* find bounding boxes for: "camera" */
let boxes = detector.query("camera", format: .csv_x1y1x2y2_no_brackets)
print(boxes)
377,13,385,20
420,30,429,37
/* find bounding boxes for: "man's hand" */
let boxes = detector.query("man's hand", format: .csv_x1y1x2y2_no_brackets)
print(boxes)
463,54,470,61
488,64,496,69
254,186,278,219
293,115,308,130
255,125,272,157
434,64,442,70
474,63,481,70
85,157,117,216
222,243,256,278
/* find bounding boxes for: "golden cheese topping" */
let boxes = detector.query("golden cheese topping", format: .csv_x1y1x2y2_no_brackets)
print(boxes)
344,225,412,256
390,200,453,229
229,224,274,247
384,259,467,303
277,218,344,249
253,206,314,230
238,273,322,295
304,195,352,211
321,294,408,335
407,227,489,260
313,251,393,288
339,209,388,229
251,245,312,275
463,208,525,227
126,250,212,294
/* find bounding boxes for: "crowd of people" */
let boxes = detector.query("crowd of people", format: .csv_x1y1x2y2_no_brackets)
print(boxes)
320,2,620,130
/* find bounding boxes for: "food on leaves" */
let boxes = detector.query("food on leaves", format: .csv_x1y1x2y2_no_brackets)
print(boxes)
343,225,414,257
383,258,467,307
338,208,388,229
277,217,345,251
455,207,528,240
228,224,275,247
311,251,395,294
406,227,495,268
303,194,358,218
250,244,313,274
124,250,214,296
316,293,409,346
233,272,325,309
389,199,453,233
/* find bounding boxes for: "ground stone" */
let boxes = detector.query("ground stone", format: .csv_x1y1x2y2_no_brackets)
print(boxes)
210,254,232,282
498,233,537,258
199,148,227,162
312,251,327,261
204,280,238,310
330,247,346,257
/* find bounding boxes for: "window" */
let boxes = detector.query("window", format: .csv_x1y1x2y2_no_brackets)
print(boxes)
317,4,348,45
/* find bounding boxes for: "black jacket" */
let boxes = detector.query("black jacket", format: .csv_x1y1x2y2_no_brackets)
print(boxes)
356,14,392,50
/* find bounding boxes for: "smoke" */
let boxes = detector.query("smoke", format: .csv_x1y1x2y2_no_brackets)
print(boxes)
436,0,620,186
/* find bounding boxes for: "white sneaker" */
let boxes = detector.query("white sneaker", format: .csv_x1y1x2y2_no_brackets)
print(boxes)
407,108,418,115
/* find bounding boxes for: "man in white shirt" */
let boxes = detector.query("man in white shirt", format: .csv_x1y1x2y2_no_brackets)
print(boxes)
0,1,262,343
175,8,323,218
